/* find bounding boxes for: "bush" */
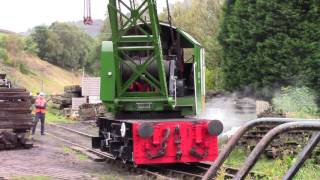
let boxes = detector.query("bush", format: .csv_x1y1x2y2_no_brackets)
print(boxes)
206,67,224,91
0,48,8,62
0,48,14,67
272,86,319,118
23,36,39,54
19,63,30,75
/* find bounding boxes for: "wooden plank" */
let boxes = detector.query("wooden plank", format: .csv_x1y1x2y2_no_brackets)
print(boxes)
4,107,31,111
0,113,33,118
0,88,26,92
0,92,30,97
0,122,33,129
0,101,31,108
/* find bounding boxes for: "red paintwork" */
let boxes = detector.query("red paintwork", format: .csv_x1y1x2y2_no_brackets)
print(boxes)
132,120,219,164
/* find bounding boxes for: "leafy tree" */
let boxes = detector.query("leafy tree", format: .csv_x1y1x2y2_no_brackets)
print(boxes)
30,22,94,69
86,17,112,75
31,25,50,59
23,36,39,54
160,0,223,69
219,0,320,90
159,0,224,90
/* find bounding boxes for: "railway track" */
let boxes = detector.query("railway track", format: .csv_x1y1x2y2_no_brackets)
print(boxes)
46,123,264,180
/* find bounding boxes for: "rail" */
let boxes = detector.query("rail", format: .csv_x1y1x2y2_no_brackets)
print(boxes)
202,118,320,180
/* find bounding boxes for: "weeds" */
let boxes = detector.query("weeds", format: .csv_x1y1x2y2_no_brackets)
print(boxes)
272,86,319,118
19,63,30,74
13,176,51,180
62,146,89,161
223,148,320,179
46,107,74,124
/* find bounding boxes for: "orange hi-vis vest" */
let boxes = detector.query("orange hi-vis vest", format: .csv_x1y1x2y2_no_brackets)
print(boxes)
35,97,46,113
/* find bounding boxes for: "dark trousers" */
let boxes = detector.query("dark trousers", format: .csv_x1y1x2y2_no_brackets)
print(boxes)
32,112,46,135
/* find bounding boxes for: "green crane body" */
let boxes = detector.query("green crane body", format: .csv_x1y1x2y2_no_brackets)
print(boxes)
100,0,206,117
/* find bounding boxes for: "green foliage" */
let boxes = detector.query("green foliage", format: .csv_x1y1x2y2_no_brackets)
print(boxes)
31,25,50,59
31,22,94,70
0,48,9,62
160,0,224,89
219,0,320,90
0,47,14,67
62,146,89,161
224,148,320,179
272,86,319,118
166,0,222,67
86,17,112,75
206,68,224,91
13,176,51,180
1,34,24,55
23,36,39,54
19,63,30,75
46,106,74,124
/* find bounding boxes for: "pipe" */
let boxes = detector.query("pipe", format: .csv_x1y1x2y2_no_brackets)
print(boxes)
233,121,320,180
202,118,317,180
282,131,320,180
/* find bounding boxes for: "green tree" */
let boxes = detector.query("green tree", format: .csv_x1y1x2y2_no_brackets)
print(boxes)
23,36,39,54
31,22,94,69
31,25,50,59
86,16,112,75
219,0,320,90
159,0,224,90
161,0,223,69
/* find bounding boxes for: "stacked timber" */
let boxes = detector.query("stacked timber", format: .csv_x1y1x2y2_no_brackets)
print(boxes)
0,88,33,150
51,85,82,111
78,103,106,121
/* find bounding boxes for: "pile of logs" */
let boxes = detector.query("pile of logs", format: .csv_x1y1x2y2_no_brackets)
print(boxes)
51,85,82,110
78,103,106,121
0,87,33,150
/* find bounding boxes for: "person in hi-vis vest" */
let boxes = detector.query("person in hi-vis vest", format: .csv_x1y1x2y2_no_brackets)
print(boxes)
32,92,47,135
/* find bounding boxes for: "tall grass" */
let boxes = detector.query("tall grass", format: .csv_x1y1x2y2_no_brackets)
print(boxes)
272,86,319,118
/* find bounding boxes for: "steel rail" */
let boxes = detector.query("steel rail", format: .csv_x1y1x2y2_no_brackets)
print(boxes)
282,131,320,180
202,118,319,180
47,122,265,179
233,121,320,180
48,123,95,138
46,126,172,179
45,131,116,159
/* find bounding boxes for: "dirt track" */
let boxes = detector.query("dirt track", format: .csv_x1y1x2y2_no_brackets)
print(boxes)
0,133,141,180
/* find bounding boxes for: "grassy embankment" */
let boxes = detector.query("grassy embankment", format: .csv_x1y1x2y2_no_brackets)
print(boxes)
1,32,82,123
1,53,81,95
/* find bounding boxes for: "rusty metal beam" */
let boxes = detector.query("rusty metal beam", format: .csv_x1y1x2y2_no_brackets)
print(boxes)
202,118,317,180
282,131,320,180
233,121,320,180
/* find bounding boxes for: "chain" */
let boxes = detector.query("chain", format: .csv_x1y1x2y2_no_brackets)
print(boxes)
147,128,171,159
166,0,175,48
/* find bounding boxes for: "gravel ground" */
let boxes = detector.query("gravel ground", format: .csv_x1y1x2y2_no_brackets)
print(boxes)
0,132,141,180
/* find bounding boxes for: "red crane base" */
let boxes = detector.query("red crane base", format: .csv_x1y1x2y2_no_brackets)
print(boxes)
132,120,219,164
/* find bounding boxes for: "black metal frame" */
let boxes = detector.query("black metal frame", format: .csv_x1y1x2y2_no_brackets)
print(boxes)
202,118,320,180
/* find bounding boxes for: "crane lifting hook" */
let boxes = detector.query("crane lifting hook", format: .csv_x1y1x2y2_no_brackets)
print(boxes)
83,0,93,25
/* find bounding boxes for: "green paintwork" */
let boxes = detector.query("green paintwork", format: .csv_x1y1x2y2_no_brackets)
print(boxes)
104,0,170,113
100,41,115,102
101,0,206,116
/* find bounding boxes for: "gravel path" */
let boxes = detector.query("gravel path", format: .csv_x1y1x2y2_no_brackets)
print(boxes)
0,132,141,180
